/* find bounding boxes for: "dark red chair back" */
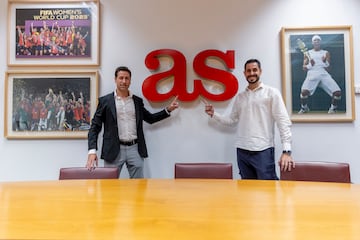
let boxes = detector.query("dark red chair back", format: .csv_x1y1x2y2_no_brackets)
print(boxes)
280,161,351,183
59,167,119,180
175,163,233,179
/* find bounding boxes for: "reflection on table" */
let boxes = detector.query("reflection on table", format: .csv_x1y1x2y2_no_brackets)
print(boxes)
1,179,360,240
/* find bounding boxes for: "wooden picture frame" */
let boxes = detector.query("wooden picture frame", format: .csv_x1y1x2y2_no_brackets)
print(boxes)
281,26,354,122
4,70,98,139
7,0,99,67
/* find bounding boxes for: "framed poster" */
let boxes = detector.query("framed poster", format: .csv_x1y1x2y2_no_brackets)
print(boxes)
7,0,99,66
4,70,98,139
281,26,354,122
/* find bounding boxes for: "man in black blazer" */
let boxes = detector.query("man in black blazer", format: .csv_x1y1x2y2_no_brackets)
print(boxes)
86,66,179,178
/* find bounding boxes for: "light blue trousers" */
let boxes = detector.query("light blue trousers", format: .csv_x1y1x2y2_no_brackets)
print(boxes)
104,144,144,179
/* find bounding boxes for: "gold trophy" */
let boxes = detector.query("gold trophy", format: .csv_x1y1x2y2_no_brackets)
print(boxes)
296,38,311,61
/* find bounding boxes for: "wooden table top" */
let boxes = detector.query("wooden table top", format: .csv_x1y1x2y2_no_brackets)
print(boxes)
1,179,359,240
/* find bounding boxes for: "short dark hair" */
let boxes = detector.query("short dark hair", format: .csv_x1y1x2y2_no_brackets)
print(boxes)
244,59,261,70
115,66,132,78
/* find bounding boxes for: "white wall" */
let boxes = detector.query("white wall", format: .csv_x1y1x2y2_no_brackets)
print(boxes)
1,0,360,182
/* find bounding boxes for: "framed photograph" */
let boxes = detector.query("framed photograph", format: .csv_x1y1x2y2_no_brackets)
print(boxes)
4,70,98,139
7,0,99,67
281,26,354,122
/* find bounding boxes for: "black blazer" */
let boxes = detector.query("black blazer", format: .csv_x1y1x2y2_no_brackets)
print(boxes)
88,93,170,162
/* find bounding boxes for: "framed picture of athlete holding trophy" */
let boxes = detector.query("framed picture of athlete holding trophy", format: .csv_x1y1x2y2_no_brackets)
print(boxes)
281,26,354,122
4,70,98,139
7,0,100,67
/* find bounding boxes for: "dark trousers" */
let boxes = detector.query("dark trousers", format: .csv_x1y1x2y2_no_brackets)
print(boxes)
236,147,278,180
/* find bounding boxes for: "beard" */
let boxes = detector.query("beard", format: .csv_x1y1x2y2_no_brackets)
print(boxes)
246,75,260,84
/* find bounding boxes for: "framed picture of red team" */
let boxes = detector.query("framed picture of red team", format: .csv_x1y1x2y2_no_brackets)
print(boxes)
4,71,98,139
281,26,355,122
7,0,99,67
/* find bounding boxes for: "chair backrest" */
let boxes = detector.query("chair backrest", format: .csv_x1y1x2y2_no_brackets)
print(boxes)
280,161,351,183
59,167,119,180
174,163,233,179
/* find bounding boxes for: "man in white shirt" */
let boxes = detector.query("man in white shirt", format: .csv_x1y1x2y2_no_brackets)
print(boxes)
204,59,294,179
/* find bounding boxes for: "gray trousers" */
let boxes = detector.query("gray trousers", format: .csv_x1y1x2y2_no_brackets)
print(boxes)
104,144,144,178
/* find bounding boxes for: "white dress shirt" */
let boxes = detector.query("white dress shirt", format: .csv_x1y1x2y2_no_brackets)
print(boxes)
213,83,292,152
115,91,137,141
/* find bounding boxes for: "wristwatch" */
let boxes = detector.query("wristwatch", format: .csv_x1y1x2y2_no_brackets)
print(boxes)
282,150,292,156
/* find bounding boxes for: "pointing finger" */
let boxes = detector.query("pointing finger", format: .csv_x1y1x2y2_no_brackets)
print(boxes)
172,95,179,103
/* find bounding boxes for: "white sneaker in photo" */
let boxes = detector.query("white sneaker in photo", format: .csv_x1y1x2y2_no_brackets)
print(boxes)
328,106,337,114
298,106,310,114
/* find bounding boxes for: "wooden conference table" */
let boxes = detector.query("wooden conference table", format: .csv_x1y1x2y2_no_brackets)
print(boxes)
1,179,360,240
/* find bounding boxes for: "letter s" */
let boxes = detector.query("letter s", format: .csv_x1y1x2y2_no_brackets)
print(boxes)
193,50,238,101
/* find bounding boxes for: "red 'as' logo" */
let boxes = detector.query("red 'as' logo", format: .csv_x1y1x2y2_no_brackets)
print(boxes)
142,49,238,102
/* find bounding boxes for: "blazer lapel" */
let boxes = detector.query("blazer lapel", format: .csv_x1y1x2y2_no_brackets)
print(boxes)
109,95,117,120
133,96,141,126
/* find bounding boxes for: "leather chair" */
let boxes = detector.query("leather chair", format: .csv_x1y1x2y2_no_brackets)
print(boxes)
174,163,233,179
59,167,120,180
280,161,351,183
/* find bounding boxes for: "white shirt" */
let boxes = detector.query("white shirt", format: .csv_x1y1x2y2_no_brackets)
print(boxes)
307,49,329,71
213,83,292,151
115,91,137,141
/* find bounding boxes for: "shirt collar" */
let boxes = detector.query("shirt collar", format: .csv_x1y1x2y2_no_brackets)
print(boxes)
114,90,133,100
246,82,264,92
